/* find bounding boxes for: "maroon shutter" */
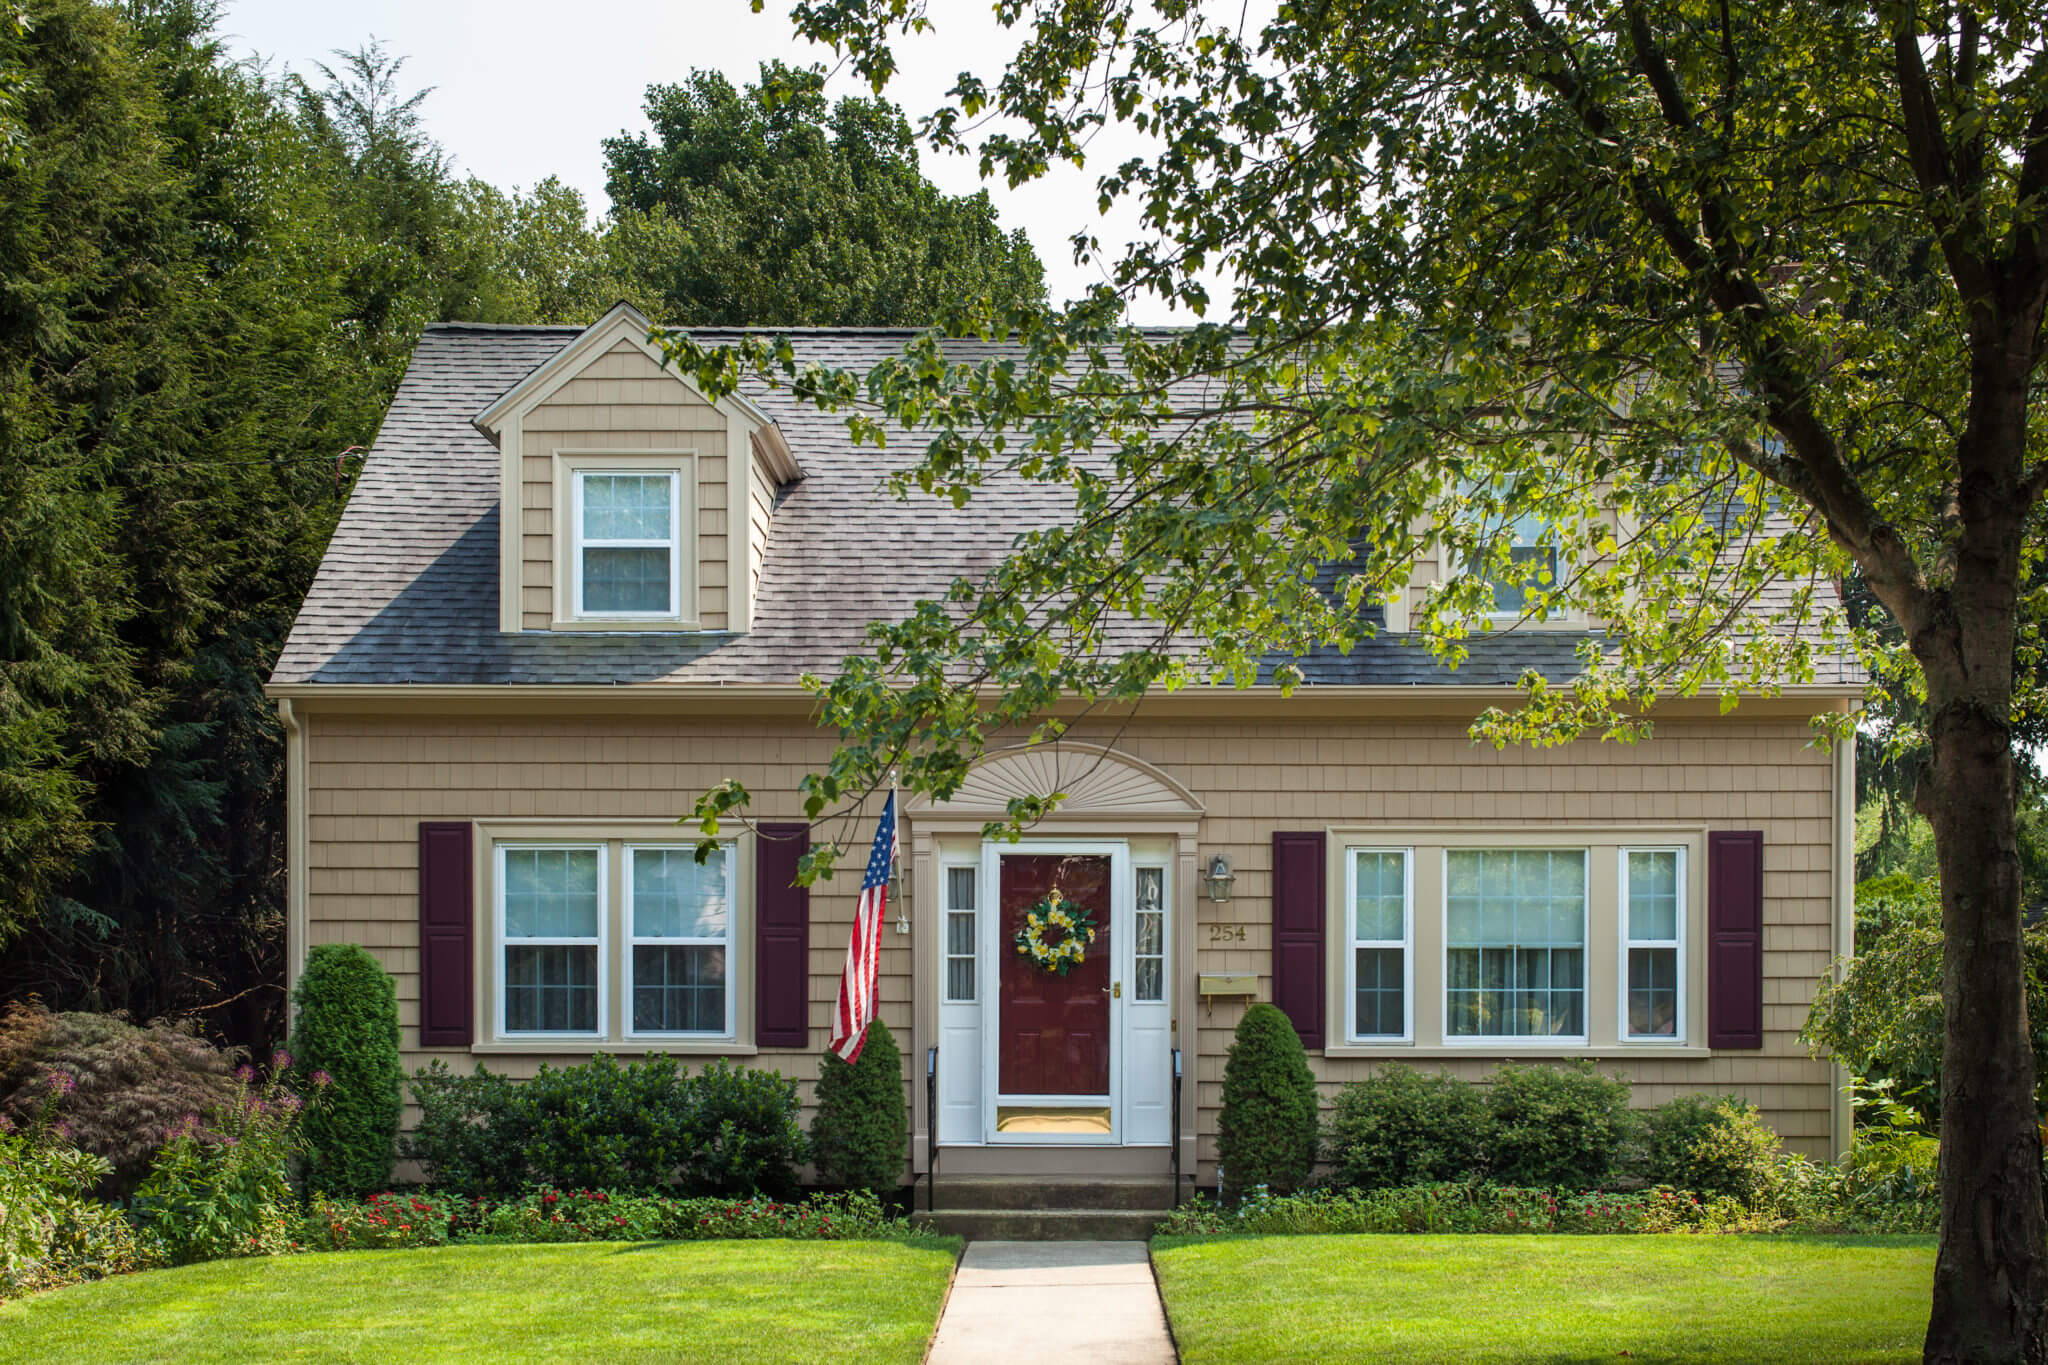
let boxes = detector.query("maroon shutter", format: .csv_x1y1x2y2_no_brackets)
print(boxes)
755,823,811,1047
1271,831,1327,1049
417,821,474,1048
1707,830,1765,1050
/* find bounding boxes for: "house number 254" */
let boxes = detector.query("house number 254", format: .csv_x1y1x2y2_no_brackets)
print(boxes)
1206,924,1248,943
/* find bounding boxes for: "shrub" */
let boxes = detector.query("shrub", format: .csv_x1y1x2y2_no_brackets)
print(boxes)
810,1019,907,1192
305,1191,465,1251
401,1055,804,1197
1680,1100,1786,1205
1327,1068,1490,1191
133,1061,316,1265
401,1062,524,1195
1484,1062,1631,1188
679,1061,806,1196
1215,1003,1319,1198
288,944,403,1195
1803,874,2048,1120
1635,1093,1748,1187
0,1077,155,1298
0,1002,237,1197
517,1054,688,1191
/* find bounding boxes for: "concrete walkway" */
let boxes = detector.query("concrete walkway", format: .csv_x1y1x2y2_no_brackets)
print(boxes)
927,1240,1177,1364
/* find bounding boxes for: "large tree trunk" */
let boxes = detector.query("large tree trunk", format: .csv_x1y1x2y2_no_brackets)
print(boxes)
1921,691,2048,1364
1916,381,2048,1360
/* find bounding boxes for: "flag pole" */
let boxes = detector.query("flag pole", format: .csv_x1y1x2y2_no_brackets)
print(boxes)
890,768,909,934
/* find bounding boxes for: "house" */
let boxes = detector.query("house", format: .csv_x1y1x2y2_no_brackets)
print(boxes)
267,303,1863,1192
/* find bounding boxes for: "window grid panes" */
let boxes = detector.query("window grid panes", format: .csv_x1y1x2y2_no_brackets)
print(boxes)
576,471,675,616
1445,849,1587,1039
1134,867,1166,1002
1351,849,1409,1039
1461,478,1559,613
629,845,731,1035
1624,848,1683,1039
944,866,976,1002
1488,513,1558,613
501,847,601,1034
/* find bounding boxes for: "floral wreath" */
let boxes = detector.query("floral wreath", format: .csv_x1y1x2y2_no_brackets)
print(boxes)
1012,889,1099,976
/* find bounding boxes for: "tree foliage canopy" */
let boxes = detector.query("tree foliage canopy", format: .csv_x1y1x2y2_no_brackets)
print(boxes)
0,1,1054,1057
691,2,2046,1353
604,63,1045,325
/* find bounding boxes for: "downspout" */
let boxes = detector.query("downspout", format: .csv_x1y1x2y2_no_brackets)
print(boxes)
278,699,310,995
1830,725,1858,1158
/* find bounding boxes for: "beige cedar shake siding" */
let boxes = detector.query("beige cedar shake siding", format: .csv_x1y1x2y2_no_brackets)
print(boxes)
294,702,1850,1170
521,340,731,631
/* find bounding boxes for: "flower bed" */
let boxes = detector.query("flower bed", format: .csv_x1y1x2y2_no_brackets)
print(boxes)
1156,1178,1940,1238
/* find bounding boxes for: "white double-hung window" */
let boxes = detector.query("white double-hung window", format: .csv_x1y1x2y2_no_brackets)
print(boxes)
1621,847,1685,1040
499,846,604,1035
1348,848,1413,1040
627,845,735,1037
1445,849,1588,1040
572,470,680,618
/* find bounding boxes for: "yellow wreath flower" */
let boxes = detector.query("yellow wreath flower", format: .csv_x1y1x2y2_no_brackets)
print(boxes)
1011,891,1101,977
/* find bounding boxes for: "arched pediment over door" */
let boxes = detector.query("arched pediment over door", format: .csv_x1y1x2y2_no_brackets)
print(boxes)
904,742,1204,827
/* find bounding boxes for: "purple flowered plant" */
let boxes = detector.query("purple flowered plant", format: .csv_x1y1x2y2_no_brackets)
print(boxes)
311,1069,334,1088
45,1067,75,1096
235,1063,255,1083
272,1050,294,1071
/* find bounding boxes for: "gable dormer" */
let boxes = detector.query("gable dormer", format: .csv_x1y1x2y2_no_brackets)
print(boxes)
475,303,800,635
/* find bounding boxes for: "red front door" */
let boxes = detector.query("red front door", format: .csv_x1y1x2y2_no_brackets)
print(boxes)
998,853,1113,1096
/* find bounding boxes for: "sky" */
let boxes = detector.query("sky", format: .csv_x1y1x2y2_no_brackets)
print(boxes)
213,0,1209,321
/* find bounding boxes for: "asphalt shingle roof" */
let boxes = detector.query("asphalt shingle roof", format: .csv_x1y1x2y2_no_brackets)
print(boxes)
270,324,1862,690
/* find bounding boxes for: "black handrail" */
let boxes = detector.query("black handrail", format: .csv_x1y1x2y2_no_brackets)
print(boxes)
1170,1047,1183,1207
925,1044,939,1213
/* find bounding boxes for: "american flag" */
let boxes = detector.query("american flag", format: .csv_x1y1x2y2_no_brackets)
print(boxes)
828,792,896,1064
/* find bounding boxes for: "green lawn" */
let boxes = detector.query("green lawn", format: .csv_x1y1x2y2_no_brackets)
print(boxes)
1151,1233,1937,1364
0,1239,960,1364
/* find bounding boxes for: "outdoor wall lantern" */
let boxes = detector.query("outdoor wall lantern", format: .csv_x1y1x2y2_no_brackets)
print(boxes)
1205,854,1235,903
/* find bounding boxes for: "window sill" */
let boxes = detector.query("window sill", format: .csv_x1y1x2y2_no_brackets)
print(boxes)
1321,1043,1712,1060
547,617,704,633
471,1039,757,1056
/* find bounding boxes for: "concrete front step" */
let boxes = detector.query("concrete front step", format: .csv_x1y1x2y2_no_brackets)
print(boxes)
927,1177,1177,1211
912,1207,1170,1241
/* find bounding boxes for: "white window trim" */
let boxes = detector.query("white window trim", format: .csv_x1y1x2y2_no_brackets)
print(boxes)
570,469,683,620
941,858,979,1004
1345,846,1415,1043
1440,846,1592,1047
1618,845,1687,1043
496,842,607,1040
623,842,738,1041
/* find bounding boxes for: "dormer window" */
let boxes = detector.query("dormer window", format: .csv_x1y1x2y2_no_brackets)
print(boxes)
573,471,681,618
1482,506,1557,614
549,451,698,629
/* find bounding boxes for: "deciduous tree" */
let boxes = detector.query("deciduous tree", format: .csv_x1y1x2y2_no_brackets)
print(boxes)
666,3,2048,1356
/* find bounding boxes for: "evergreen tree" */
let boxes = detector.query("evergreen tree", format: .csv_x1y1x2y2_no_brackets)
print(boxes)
602,63,1044,326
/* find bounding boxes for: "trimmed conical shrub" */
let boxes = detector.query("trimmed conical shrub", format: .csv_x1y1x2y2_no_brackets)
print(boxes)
1216,1002,1319,1198
289,943,402,1195
809,1017,908,1191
